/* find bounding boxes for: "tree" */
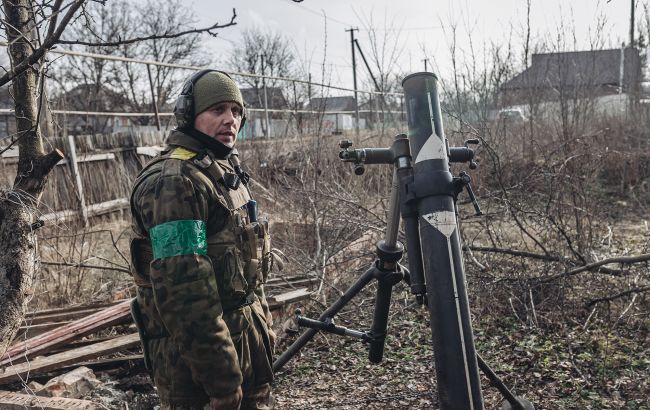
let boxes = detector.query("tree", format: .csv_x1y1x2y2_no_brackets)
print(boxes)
355,11,406,132
228,26,296,107
51,0,213,131
0,0,236,356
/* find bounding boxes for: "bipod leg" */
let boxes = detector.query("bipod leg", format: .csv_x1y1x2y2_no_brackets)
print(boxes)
273,265,376,372
367,241,405,363
476,354,535,410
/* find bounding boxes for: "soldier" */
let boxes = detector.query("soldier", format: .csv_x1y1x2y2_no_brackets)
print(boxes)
129,70,276,409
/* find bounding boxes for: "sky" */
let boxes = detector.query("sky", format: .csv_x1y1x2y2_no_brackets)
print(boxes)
166,0,638,92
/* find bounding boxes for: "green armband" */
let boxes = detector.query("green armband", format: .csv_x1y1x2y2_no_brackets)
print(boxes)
150,219,207,260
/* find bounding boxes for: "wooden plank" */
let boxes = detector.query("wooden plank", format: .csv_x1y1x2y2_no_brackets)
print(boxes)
34,354,145,383
265,277,317,289
56,152,115,166
0,146,18,158
26,301,122,319
268,288,311,311
1,300,131,368
60,354,143,372
66,135,88,226
25,307,111,325
16,321,73,340
271,288,311,303
0,333,140,385
41,198,128,223
0,390,98,410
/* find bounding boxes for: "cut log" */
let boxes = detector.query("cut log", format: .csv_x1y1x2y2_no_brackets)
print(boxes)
0,390,98,409
0,333,140,385
1,300,131,368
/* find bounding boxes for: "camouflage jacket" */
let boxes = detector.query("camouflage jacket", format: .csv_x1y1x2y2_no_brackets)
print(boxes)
129,129,273,397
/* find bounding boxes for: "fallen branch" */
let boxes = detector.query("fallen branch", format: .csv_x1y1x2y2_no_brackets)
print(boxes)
539,253,650,283
586,285,650,307
466,245,562,262
41,260,131,274
466,245,624,276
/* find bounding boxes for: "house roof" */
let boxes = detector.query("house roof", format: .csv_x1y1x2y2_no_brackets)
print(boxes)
55,84,133,111
308,96,357,111
241,87,288,110
501,48,641,91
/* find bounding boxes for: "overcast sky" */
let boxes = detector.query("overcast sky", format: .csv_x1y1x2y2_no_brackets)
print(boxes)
185,0,635,90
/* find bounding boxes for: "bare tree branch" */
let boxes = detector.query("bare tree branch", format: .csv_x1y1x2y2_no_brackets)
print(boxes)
41,260,131,274
58,8,237,47
586,285,650,307
45,0,64,40
466,245,624,276
0,0,85,88
540,253,650,283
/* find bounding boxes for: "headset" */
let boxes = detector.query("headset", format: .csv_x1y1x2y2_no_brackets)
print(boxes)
173,69,247,131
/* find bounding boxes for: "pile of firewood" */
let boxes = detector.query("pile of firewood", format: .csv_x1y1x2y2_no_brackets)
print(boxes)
0,277,313,409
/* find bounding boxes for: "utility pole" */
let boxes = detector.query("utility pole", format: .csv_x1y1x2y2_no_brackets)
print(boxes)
630,0,635,48
346,27,360,136
261,53,271,138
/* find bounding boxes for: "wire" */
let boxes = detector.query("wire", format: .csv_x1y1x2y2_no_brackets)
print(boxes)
359,26,443,32
280,0,355,28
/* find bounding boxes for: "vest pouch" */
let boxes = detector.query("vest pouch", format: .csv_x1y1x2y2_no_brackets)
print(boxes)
219,247,248,299
243,223,262,260
245,258,261,291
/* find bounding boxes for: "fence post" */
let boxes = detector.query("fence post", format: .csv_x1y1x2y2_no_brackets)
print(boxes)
146,64,161,131
261,53,271,138
66,135,88,226
292,80,300,134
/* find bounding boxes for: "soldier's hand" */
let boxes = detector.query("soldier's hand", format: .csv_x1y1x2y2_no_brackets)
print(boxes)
205,386,243,410
268,329,277,348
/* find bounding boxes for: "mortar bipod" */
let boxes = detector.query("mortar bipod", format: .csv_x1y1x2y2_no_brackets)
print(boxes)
273,134,411,370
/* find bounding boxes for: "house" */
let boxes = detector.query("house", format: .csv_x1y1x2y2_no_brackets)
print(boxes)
308,96,357,112
307,96,363,134
500,48,642,108
241,87,289,111
54,84,135,135
239,87,291,138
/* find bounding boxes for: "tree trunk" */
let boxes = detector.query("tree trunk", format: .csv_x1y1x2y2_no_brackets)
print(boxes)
0,0,63,356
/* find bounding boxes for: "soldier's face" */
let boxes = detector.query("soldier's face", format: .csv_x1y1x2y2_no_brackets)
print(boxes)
194,101,243,148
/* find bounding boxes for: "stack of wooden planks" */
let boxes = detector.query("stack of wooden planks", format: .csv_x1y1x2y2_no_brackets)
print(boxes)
1,279,313,386
0,300,134,385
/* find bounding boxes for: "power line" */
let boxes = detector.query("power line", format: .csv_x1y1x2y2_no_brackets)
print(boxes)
359,26,443,32
0,42,402,97
280,0,355,27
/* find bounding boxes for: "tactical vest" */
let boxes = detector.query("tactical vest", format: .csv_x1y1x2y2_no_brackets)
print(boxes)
130,144,272,312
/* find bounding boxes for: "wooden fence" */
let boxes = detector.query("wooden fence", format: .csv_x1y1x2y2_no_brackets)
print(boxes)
0,132,166,225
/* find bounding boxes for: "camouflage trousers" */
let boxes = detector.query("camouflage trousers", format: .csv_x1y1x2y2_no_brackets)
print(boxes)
142,301,274,409
160,383,273,410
